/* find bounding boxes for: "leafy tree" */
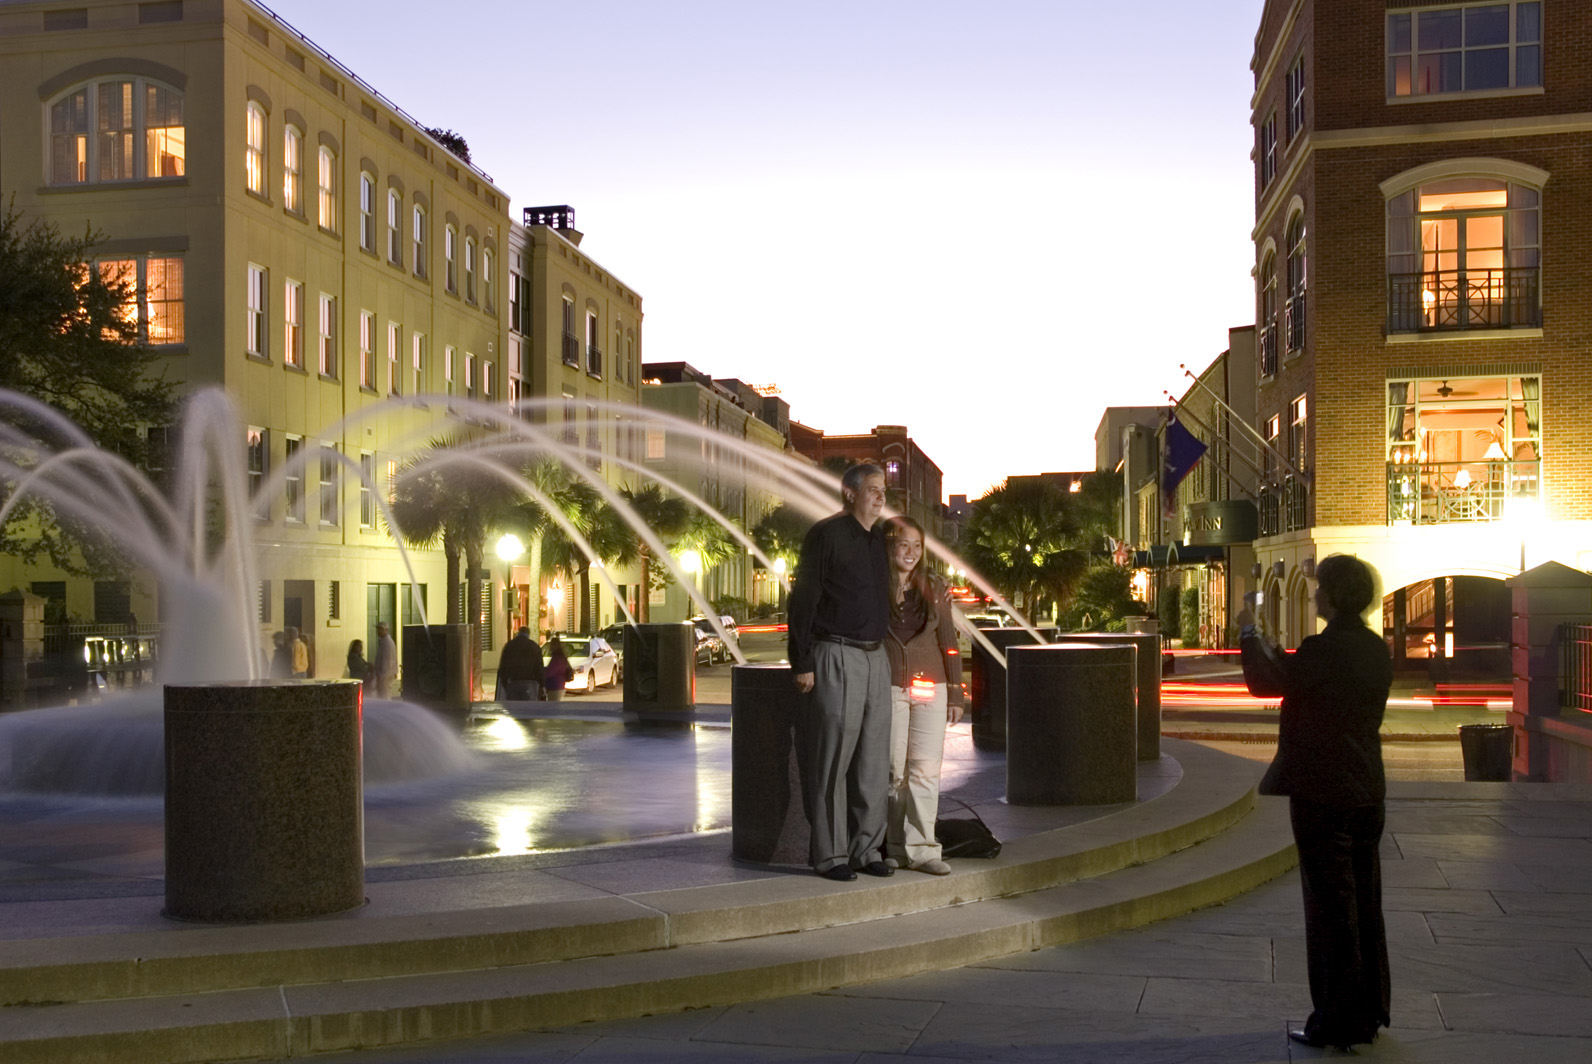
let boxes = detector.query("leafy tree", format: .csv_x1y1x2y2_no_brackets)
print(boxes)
961,478,1091,624
1061,563,1139,631
1181,586,1202,650
752,501,812,611
531,469,636,632
0,201,176,572
423,127,471,162
618,484,691,621
1069,471,1123,555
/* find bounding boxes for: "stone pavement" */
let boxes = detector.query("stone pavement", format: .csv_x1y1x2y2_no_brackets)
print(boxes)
243,774,1592,1064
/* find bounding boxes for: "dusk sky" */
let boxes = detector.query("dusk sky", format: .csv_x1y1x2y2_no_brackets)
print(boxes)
262,0,1265,498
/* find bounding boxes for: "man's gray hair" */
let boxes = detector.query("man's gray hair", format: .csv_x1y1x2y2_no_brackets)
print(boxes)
841,462,884,498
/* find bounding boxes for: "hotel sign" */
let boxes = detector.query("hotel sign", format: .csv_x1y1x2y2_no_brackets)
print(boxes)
1183,500,1258,546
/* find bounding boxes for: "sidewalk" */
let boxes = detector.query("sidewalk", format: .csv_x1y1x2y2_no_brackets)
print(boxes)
270,777,1592,1064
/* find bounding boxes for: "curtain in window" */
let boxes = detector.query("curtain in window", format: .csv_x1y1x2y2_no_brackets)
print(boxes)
1387,382,1411,444
1521,376,1540,434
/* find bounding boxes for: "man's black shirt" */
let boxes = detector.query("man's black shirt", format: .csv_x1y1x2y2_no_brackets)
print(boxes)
787,510,890,673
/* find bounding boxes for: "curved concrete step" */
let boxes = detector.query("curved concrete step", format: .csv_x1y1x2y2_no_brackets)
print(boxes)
0,742,1299,1063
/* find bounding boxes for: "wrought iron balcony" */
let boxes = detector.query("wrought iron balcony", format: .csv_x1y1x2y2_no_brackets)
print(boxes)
1388,267,1540,333
1385,459,1541,524
586,343,602,378
1259,321,1278,378
561,331,579,367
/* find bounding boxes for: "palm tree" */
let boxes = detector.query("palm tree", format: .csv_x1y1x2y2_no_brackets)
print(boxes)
674,509,742,611
752,502,812,614
961,478,1091,623
533,472,636,632
619,484,691,622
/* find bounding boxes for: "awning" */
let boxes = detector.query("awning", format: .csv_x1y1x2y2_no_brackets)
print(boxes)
1133,543,1229,567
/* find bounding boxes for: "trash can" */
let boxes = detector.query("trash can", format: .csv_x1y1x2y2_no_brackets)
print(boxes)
623,622,695,712
1458,723,1512,782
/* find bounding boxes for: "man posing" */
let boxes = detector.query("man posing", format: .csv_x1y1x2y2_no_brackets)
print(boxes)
788,463,894,881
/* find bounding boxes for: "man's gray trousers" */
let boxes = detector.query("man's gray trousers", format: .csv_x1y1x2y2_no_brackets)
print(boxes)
804,639,892,873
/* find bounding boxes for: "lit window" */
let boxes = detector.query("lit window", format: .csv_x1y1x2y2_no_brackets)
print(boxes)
444,345,455,392
1284,213,1306,352
246,426,268,505
94,255,184,345
244,102,264,193
359,311,375,389
49,77,185,186
283,280,303,366
387,321,401,396
1388,2,1541,98
318,293,336,376
316,147,335,229
412,332,426,395
246,264,267,357
283,126,302,212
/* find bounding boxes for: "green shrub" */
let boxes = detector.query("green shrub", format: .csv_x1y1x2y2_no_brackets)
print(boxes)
1180,587,1202,650
1157,587,1181,639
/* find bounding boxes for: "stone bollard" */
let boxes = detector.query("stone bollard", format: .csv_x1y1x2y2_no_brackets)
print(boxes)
165,680,364,921
730,663,809,864
1006,643,1137,805
401,624,473,716
968,626,1058,751
1055,632,1163,761
623,623,696,712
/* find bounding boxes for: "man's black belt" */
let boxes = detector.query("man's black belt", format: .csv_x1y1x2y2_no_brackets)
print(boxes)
816,634,881,651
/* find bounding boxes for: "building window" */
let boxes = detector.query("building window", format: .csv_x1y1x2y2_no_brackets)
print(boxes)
48,77,185,185
1387,176,1540,332
884,459,902,487
244,101,265,194
246,263,267,357
1386,374,1541,524
319,444,339,526
1289,394,1308,473
96,255,185,345
246,426,268,502
1284,54,1305,142
412,331,426,395
1258,111,1277,190
482,360,495,403
412,205,427,276
586,401,601,470
482,248,494,313
1259,252,1278,377
1388,2,1541,98
359,172,376,251
360,451,376,528
283,125,302,212
1284,213,1306,352
387,189,402,265
387,321,401,395
284,434,304,522
359,311,375,389
585,310,602,377
444,345,455,393
318,293,336,376
464,351,476,397
625,333,635,385
329,580,342,620
561,298,578,365
1263,414,1281,481
283,280,303,367
444,225,457,293
509,270,522,333
464,237,477,303
563,389,578,445
646,428,665,460
316,147,336,230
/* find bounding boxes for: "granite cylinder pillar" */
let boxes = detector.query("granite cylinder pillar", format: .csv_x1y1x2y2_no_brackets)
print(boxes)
165,680,364,922
1006,643,1137,805
1055,632,1163,761
730,663,810,864
623,623,696,712
969,626,1058,752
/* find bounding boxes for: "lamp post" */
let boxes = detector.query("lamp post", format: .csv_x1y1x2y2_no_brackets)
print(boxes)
679,549,702,617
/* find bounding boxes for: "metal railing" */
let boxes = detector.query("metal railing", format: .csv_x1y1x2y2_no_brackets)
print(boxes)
1284,293,1305,352
1386,459,1540,524
1259,321,1278,378
561,331,579,366
1258,487,1280,537
1562,624,1592,715
1388,266,1540,333
586,342,603,378
1284,476,1308,531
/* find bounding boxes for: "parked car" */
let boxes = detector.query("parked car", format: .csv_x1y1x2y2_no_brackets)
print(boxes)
547,635,620,694
690,617,731,665
963,612,1020,629
596,624,630,669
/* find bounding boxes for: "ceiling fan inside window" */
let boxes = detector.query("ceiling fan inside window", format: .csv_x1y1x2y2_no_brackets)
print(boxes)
1431,379,1481,398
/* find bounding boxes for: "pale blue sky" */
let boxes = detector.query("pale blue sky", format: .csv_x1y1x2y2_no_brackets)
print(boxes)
261,0,1266,497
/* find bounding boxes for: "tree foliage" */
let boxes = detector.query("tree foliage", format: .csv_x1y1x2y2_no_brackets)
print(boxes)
0,201,176,572
617,484,691,621
422,127,471,162
960,478,1091,623
1060,563,1140,631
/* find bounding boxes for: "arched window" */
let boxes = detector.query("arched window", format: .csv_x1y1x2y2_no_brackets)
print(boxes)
1284,213,1306,352
482,247,494,312
444,225,458,293
49,77,185,185
1259,250,1278,376
358,172,376,251
1387,175,1541,332
412,204,427,276
283,125,302,212
464,236,477,303
316,146,336,230
386,189,402,264
244,102,265,194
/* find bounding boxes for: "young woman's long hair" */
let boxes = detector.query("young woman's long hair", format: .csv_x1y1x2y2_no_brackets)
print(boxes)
885,515,936,623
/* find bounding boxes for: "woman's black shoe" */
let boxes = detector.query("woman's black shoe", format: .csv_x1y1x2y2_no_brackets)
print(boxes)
1288,1028,1327,1048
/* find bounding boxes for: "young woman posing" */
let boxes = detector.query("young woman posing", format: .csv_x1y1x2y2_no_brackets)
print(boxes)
882,516,964,875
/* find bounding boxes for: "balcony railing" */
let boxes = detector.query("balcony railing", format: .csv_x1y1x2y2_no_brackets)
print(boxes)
1284,476,1308,531
1388,267,1540,333
561,331,579,367
586,342,602,378
1258,487,1280,537
1284,293,1305,352
1259,321,1278,378
1386,459,1541,524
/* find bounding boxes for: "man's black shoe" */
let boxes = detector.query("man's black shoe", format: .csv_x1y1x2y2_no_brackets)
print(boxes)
1287,1028,1326,1048
819,866,857,881
859,861,895,877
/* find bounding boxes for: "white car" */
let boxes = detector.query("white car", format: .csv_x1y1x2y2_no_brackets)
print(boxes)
548,636,621,694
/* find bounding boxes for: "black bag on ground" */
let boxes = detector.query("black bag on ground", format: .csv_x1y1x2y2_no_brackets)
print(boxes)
935,796,1002,859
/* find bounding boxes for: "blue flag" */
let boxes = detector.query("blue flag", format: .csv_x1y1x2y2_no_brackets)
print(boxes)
1163,413,1208,496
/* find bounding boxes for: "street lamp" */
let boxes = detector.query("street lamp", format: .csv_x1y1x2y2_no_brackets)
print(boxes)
496,533,525,632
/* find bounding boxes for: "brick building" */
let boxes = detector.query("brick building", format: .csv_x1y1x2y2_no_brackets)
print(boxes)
788,423,945,538
1249,0,1592,668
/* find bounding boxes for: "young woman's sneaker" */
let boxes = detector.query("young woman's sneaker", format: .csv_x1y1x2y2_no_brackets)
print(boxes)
912,859,951,875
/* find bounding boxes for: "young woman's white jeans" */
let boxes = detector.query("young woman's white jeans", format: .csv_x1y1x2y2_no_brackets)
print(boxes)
887,681,948,867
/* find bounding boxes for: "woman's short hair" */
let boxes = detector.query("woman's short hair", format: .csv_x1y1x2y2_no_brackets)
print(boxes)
1316,554,1375,616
